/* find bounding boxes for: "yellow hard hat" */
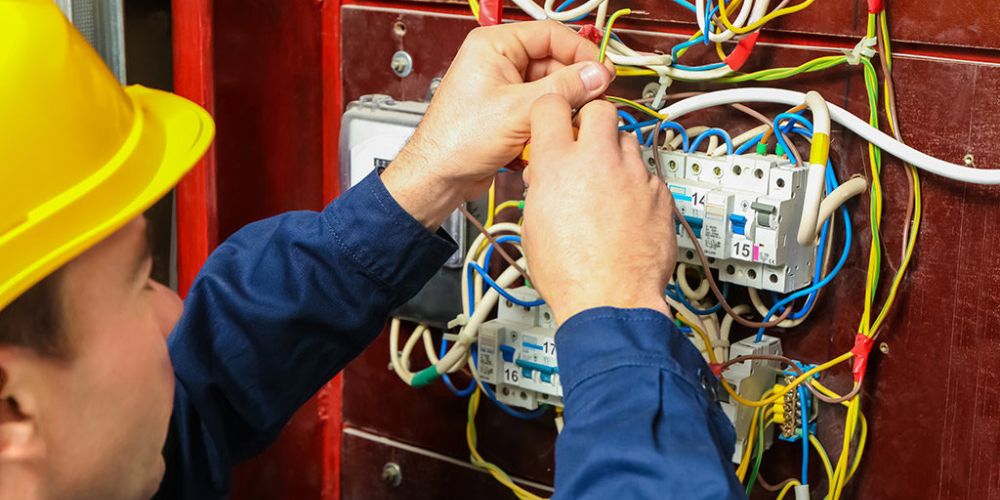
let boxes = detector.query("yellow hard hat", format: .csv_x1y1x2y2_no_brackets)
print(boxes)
0,0,215,310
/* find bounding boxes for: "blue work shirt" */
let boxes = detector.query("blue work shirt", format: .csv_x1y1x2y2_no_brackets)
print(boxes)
155,171,742,499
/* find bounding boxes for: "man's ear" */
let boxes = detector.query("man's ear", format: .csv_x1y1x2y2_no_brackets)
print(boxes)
0,349,42,459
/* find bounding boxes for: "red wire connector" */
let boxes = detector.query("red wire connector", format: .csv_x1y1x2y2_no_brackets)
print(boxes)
577,24,604,45
867,0,884,14
477,0,503,26
709,362,724,378
724,32,760,71
850,334,875,383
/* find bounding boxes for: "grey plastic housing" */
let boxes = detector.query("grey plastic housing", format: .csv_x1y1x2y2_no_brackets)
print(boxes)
339,94,486,329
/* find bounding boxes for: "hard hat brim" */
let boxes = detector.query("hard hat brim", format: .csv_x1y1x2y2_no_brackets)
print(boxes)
0,86,215,310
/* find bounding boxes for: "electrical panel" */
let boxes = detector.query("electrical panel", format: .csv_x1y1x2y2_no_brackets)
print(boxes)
340,94,485,328
478,287,564,410
649,149,816,294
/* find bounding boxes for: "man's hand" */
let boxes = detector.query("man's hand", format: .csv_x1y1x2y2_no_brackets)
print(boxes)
521,95,676,324
381,20,615,229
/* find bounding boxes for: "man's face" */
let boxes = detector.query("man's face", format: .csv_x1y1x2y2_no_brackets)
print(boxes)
0,217,181,499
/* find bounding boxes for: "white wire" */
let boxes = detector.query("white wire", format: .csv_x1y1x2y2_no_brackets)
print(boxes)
543,0,604,20
512,0,547,19
695,0,758,42
437,258,529,375
660,88,1000,184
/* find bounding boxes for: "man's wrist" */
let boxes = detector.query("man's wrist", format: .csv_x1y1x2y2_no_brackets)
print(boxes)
381,149,464,230
553,294,672,325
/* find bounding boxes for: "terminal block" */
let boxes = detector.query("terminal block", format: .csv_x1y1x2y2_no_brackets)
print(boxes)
720,335,783,463
648,149,817,293
478,287,563,410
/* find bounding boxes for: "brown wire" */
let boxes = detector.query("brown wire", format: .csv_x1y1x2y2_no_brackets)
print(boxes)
757,475,795,493
458,204,532,283
876,20,915,269
729,103,804,166
653,123,793,329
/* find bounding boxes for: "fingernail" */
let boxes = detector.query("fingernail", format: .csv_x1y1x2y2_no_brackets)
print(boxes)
578,63,605,92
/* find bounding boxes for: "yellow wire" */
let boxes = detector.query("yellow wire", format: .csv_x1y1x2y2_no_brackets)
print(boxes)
494,200,522,218
810,379,868,496
721,352,852,408
615,66,659,77
468,0,480,20
475,180,498,256
675,316,718,365
718,0,815,34
486,180,496,228
598,9,631,64
810,434,835,495
776,480,802,500
869,11,922,337
736,388,774,480
467,388,549,500
606,95,668,120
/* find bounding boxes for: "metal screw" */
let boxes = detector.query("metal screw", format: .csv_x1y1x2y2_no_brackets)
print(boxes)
426,77,442,100
642,82,660,100
879,342,890,354
391,50,413,78
964,153,976,167
382,462,402,487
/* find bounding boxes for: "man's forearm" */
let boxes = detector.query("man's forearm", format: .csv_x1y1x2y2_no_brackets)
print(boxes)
160,170,457,498
553,308,743,500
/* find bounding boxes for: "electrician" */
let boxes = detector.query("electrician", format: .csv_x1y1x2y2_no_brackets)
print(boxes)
0,1,740,498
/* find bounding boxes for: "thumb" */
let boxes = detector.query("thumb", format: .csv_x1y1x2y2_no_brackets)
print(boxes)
521,61,613,109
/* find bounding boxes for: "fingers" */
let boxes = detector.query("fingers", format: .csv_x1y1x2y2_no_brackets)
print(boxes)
530,94,575,149
576,100,620,149
619,130,641,159
525,94,575,188
521,61,612,109
510,20,602,68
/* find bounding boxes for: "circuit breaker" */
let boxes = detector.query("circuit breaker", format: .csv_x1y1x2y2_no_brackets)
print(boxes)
340,94,486,328
720,335,782,463
478,287,563,410
649,149,817,294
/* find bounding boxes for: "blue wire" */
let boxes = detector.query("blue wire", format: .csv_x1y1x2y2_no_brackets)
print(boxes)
619,119,658,133
618,110,643,142
754,181,851,342
671,0,697,13
646,121,690,149
468,262,544,308
773,113,813,164
687,128,734,155
799,384,809,485
667,281,730,315
440,337,476,397
555,0,588,22
472,348,549,420
672,62,727,71
703,1,714,44
670,37,702,61
734,132,765,155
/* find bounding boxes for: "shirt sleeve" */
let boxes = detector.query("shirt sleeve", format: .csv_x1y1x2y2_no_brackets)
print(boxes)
157,170,457,498
552,307,744,500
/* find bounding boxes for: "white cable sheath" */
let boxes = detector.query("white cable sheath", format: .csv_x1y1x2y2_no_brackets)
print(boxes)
695,0,756,42
796,92,833,246
543,0,604,20
660,88,1000,184
513,0,547,19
